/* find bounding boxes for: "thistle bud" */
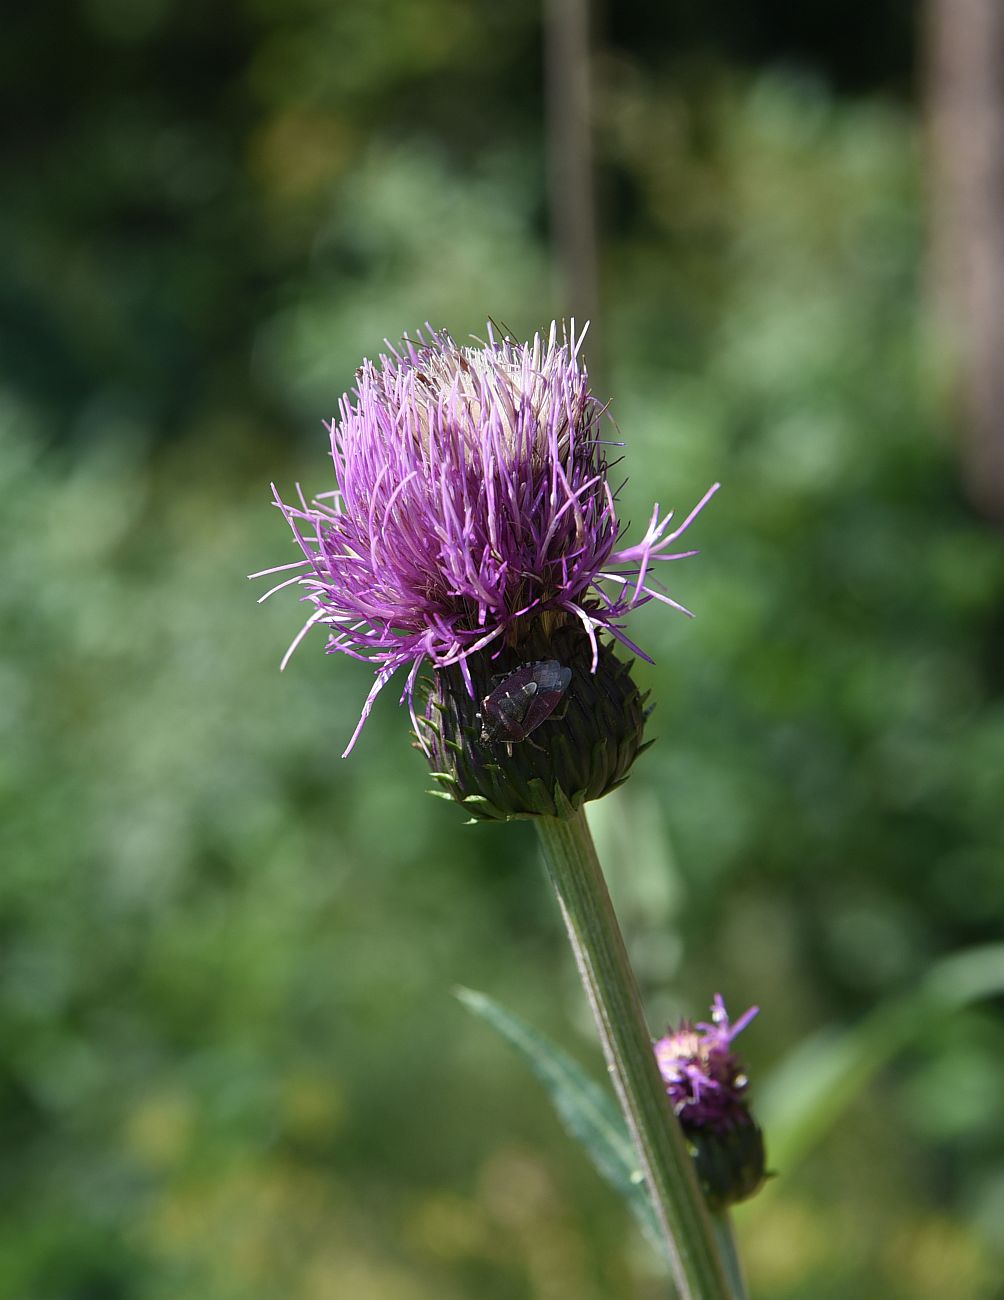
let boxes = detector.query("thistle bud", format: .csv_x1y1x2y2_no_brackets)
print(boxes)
655,996,767,1211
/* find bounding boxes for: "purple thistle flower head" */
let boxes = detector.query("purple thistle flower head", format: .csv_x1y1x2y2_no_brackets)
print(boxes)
655,995,759,1134
253,322,718,757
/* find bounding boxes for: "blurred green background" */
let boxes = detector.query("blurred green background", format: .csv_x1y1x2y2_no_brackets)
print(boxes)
4,2,1004,1298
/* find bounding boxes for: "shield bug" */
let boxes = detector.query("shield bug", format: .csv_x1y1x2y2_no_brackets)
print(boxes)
478,659,573,754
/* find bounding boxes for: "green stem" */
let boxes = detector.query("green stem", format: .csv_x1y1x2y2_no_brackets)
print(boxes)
535,808,731,1300
712,1214,749,1300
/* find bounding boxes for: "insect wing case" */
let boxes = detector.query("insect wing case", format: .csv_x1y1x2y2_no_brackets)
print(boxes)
480,661,573,744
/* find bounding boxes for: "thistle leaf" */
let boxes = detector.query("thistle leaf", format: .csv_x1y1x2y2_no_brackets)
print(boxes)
455,986,667,1260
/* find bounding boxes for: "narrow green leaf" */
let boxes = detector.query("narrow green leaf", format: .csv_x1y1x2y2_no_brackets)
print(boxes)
456,986,667,1260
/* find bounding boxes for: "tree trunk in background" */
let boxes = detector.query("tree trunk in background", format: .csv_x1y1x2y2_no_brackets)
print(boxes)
545,0,603,380
926,0,1004,523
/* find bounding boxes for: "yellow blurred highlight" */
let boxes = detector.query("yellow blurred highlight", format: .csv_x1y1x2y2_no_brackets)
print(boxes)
303,1257,427,1300
885,1215,999,1299
251,110,353,201
147,1163,341,1288
280,1069,345,1142
740,1199,832,1291
475,1147,611,1300
124,1090,196,1170
404,1192,489,1261
141,1158,475,1300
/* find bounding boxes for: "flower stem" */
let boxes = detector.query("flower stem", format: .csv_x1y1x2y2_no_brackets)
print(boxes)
535,807,731,1300
712,1214,749,1300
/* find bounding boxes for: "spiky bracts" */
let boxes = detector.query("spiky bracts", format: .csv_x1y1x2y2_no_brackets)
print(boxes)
420,621,649,821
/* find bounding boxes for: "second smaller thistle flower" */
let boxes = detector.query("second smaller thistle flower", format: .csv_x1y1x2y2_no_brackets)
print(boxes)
655,996,767,1211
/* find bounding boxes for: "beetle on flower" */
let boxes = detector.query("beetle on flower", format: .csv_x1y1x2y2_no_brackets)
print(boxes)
478,659,573,753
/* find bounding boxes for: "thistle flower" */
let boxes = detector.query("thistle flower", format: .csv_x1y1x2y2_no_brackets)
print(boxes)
253,322,716,813
254,324,741,1287
655,996,766,1210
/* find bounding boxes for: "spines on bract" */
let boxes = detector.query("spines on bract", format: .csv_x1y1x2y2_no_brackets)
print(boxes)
416,622,648,821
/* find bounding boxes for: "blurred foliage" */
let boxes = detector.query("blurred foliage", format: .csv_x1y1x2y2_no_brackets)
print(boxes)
3,3,1004,1299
